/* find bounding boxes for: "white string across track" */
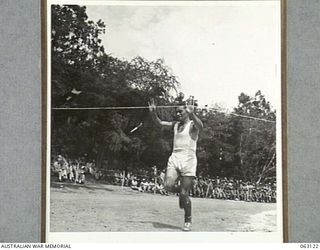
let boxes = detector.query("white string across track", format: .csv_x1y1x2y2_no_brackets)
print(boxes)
52,105,276,123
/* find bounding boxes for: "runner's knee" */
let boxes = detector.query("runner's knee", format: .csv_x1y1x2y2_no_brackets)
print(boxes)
164,178,176,191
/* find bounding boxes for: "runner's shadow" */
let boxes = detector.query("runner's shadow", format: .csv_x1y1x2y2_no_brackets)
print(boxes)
51,182,114,192
152,222,181,230
132,221,181,230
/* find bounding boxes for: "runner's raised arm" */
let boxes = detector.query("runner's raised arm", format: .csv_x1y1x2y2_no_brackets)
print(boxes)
148,99,174,129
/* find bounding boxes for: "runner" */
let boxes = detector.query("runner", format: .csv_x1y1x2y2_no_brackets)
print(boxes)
148,98,203,231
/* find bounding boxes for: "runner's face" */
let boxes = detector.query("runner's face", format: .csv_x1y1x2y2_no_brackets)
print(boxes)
176,106,188,121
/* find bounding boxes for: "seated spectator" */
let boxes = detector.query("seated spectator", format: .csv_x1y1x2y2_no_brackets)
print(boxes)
140,178,149,192
130,177,140,191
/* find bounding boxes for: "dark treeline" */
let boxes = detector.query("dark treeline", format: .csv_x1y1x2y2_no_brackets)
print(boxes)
51,5,276,184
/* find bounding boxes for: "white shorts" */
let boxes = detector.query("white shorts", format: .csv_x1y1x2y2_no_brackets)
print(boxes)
167,150,197,177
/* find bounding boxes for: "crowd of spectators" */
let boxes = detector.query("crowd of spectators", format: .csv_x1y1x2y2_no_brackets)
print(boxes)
51,155,276,203
51,155,93,184
190,176,276,203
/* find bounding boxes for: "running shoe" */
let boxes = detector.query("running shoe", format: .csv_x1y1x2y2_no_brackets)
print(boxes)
183,222,191,231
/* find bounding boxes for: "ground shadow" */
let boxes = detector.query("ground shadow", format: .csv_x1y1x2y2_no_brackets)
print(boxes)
51,181,114,192
129,220,181,230
151,221,181,230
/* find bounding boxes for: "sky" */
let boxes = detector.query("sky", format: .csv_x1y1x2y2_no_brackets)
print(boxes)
85,1,281,109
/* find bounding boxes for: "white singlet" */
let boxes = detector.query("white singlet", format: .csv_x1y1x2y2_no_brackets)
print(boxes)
167,120,198,177
173,120,197,152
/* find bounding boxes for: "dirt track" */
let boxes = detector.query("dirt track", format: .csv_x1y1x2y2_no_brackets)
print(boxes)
50,182,277,232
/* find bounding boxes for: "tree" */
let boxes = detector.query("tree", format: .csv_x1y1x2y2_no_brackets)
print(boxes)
51,5,105,67
196,106,237,177
51,5,180,172
232,91,276,182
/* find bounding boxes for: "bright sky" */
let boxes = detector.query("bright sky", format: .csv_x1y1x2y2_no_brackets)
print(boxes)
86,1,280,109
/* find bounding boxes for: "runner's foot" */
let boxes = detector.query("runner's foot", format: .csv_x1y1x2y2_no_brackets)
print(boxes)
183,222,191,231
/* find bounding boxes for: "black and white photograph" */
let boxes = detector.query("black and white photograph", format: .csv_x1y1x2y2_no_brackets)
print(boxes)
46,0,283,242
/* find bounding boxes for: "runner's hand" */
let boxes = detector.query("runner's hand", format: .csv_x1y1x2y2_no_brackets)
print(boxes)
186,104,194,114
186,97,195,114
